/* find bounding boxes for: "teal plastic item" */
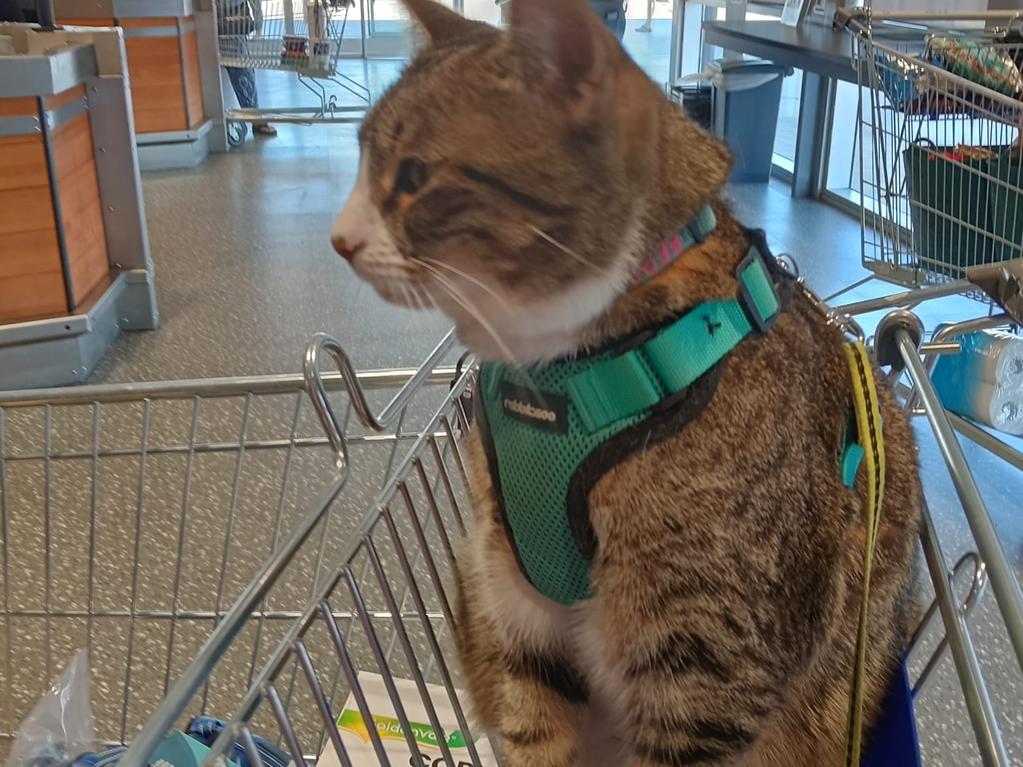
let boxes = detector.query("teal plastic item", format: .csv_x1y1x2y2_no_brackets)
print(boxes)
479,250,781,605
842,443,865,488
150,732,239,767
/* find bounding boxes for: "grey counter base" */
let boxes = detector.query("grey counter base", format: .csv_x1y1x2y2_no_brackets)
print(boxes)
137,119,214,171
0,271,159,389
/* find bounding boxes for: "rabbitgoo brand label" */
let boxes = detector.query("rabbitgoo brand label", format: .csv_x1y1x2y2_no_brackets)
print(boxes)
501,382,568,433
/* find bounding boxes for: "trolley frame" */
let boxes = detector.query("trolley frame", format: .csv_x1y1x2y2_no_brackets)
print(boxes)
2,281,1023,766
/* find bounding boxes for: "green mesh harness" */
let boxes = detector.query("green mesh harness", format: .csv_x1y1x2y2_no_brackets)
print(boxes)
477,219,784,606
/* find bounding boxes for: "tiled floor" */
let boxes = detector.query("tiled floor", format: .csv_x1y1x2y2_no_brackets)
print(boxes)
3,37,1022,767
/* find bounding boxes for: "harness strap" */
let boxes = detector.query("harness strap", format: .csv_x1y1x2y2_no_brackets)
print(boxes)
569,248,782,432
843,341,887,767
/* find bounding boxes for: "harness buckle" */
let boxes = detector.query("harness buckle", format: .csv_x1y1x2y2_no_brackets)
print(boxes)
736,246,780,334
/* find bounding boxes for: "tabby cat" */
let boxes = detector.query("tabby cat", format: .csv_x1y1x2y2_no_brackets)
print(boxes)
331,0,922,764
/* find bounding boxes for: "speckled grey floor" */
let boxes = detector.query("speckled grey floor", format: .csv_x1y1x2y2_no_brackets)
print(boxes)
2,61,1023,766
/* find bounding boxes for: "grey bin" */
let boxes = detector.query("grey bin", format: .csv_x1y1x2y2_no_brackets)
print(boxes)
711,60,792,183
590,0,627,40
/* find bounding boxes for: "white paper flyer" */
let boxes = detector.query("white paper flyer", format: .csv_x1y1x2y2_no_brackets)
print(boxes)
318,671,498,767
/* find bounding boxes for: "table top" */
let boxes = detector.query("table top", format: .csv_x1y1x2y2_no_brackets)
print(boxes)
703,19,858,82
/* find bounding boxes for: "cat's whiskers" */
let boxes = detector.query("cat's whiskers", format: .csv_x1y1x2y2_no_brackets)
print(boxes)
404,282,421,311
412,257,511,310
347,266,368,313
398,283,413,309
424,268,519,364
426,270,548,398
416,285,435,313
527,225,620,280
407,283,431,312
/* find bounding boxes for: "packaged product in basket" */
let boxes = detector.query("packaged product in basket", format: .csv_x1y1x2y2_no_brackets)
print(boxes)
926,37,1023,97
318,672,498,767
932,330,1023,436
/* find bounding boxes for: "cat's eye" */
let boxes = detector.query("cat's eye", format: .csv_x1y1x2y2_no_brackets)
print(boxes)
394,158,430,196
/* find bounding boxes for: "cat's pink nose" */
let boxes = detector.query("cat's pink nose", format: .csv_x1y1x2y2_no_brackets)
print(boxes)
332,234,364,262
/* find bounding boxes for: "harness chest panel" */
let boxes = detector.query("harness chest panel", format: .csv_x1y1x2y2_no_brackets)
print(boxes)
476,226,784,607
479,361,654,606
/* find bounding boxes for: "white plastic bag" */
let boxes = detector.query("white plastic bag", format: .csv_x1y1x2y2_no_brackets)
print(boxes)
679,60,783,92
5,651,95,767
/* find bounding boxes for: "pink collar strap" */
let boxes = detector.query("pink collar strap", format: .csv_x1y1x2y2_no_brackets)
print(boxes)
631,205,717,287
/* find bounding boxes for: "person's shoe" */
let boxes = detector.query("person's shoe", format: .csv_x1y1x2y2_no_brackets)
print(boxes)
636,22,652,32
253,122,278,137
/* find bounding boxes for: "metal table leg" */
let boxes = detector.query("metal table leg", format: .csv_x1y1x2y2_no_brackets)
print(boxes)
792,69,831,198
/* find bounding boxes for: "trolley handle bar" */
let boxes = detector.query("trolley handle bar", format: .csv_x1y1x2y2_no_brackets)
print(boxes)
834,280,974,318
304,329,457,464
839,7,1022,24
0,368,458,408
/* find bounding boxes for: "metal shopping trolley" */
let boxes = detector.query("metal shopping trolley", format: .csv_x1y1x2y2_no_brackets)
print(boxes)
839,8,1023,292
217,0,370,145
835,13,1023,764
0,269,1021,766
0,331,471,764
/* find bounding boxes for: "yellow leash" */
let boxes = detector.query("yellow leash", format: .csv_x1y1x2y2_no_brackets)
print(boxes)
842,341,887,767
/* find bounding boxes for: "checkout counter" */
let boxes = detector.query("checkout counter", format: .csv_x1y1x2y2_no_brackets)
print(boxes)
53,0,227,170
0,23,157,387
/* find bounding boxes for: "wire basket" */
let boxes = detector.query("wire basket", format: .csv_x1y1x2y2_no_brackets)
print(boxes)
0,332,463,761
217,0,356,78
849,14,1023,292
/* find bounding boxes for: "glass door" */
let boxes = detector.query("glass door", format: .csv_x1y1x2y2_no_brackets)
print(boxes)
622,0,676,85
338,0,683,74
337,0,460,58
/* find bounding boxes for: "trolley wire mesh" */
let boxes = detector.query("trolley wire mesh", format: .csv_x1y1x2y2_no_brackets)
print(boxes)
852,18,1023,292
0,359,457,758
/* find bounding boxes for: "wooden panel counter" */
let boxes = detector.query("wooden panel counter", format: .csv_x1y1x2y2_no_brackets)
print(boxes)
0,24,157,387
54,0,225,169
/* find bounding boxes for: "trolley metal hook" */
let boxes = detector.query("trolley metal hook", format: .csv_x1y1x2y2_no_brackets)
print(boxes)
911,551,990,699
303,330,458,465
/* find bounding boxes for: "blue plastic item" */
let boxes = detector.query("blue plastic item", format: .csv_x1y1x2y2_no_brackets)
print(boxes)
67,732,240,767
67,748,125,766
876,51,919,111
862,659,922,767
187,717,291,767
590,0,626,39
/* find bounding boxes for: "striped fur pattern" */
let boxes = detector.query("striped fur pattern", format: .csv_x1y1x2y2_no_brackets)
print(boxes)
331,1,922,764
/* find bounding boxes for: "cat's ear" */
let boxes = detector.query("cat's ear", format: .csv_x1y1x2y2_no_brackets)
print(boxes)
402,0,476,44
509,0,613,121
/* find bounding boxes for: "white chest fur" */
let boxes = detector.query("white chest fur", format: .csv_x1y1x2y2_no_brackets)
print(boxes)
464,511,628,767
